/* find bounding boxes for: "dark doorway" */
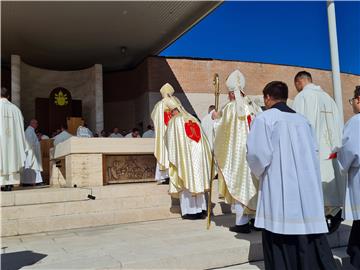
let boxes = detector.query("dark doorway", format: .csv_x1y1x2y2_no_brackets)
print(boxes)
35,88,82,135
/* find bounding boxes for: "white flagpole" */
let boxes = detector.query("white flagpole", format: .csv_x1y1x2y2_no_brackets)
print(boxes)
327,0,344,123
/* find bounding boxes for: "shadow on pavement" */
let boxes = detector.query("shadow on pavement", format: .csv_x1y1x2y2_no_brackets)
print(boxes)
1,250,47,270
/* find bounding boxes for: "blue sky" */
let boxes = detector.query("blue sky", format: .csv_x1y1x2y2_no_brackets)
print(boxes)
160,1,360,75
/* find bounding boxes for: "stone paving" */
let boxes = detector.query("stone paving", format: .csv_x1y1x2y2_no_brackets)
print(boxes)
0,215,353,270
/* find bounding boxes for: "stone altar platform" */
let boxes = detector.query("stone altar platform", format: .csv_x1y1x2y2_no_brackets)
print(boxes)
50,137,156,187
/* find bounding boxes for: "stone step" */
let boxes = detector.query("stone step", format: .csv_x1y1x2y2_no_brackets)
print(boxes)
224,247,356,270
1,182,170,207
1,181,230,236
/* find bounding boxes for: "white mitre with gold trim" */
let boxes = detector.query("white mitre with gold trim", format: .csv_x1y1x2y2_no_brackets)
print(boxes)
226,70,247,117
160,83,175,99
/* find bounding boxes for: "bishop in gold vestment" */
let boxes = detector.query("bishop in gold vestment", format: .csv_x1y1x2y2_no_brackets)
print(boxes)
213,70,262,233
151,83,177,183
164,97,212,219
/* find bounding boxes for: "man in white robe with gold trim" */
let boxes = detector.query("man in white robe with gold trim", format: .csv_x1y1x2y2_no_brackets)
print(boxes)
151,83,178,184
0,87,27,191
164,97,212,219
21,119,43,185
292,71,344,233
213,70,262,233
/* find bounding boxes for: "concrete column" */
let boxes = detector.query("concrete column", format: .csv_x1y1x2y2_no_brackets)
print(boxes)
11,55,21,108
327,0,344,123
94,64,104,133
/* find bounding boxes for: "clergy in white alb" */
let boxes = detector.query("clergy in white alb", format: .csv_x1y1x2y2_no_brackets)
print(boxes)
53,125,73,146
164,96,211,219
292,71,344,227
21,119,43,185
212,70,262,233
151,83,179,183
0,87,28,190
247,81,336,270
337,86,360,269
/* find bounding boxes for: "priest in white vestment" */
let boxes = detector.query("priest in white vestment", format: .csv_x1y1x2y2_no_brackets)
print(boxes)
164,96,211,219
21,119,43,185
0,87,27,191
151,83,180,184
337,86,360,269
247,81,336,270
212,70,262,233
53,125,73,146
292,71,344,232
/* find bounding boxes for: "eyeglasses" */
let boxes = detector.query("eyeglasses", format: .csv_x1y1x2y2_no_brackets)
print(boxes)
349,97,359,105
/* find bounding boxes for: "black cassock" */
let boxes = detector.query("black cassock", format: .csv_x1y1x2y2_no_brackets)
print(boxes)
262,230,337,270
348,220,360,269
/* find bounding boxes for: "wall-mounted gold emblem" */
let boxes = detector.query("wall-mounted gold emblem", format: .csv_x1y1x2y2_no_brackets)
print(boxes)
54,90,69,106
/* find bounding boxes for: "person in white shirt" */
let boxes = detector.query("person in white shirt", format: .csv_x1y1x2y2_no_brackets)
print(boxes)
53,124,72,146
125,128,141,138
142,125,155,138
247,81,336,270
109,127,123,138
337,86,360,269
76,123,93,138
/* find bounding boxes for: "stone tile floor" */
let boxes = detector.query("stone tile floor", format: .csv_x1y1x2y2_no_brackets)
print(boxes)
0,215,353,270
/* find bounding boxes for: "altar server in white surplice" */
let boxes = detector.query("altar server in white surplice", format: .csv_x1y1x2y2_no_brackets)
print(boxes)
21,119,43,185
212,70,262,233
0,87,27,191
164,96,211,219
337,86,360,269
151,83,180,184
292,71,344,232
247,81,336,270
